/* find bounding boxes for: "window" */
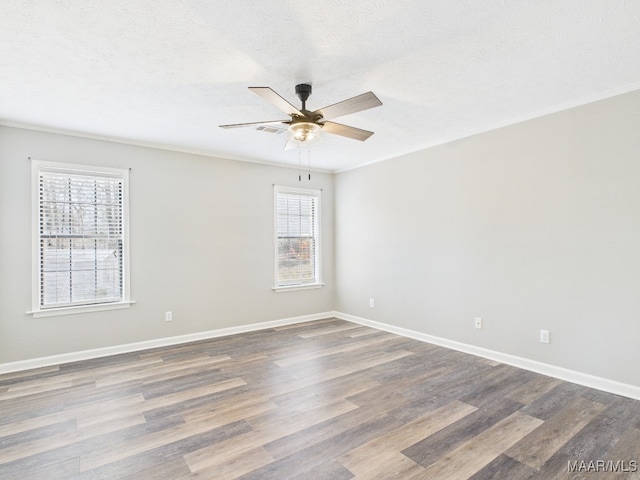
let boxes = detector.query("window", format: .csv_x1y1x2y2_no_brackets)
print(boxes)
274,186,322,290
30,160,131,317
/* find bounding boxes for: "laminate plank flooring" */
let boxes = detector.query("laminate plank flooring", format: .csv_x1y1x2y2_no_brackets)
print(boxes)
1,318,639,479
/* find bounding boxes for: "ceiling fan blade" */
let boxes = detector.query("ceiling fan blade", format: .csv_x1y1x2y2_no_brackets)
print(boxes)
249,87,303,116
219,120,289,129
321,121,374,141
284,138,298,151
313,92,382,120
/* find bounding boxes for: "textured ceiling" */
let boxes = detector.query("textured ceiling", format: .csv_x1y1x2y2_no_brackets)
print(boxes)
1,1,640,172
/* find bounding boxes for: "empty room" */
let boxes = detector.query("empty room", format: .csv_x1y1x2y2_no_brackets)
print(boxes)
1,2,639,479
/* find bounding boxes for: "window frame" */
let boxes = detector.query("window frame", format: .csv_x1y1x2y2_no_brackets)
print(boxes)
273,185,323,292
29,159,133,317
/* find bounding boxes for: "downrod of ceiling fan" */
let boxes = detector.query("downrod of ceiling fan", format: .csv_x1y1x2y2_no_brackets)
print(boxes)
295,84,312,110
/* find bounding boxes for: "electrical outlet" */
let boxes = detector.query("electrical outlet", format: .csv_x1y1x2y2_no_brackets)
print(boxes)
369,298,375,308
540,329,550,343
474,317,482,329
165,311,173,322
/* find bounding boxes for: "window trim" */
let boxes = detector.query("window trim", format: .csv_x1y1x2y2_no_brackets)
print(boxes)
29,159,133,318
273,185,323,292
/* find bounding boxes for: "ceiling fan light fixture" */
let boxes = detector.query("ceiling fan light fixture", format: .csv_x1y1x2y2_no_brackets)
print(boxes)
288,121,321,144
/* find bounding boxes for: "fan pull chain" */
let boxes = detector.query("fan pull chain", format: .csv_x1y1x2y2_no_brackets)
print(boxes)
298,148,302,181
307,148,311,181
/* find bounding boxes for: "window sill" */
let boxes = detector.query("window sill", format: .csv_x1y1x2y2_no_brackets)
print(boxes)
272,283,325,293
27,300,136,318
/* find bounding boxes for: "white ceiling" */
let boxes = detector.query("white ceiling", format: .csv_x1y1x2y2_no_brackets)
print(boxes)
1,1,639,172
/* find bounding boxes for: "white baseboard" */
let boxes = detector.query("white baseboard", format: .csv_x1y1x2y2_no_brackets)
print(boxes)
0,311,334,375
335,312,640,401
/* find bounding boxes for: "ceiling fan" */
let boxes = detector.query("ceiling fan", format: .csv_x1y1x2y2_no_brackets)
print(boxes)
219,84,382,150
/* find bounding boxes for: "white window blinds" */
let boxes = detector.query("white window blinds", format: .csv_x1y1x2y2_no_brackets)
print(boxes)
36,163,128,309
275,187,321,287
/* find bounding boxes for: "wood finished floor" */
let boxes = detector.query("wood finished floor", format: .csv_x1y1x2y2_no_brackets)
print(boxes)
1,318,639,480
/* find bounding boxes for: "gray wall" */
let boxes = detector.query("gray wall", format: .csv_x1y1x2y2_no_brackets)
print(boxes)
335,90,640,387
0,126,334,363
